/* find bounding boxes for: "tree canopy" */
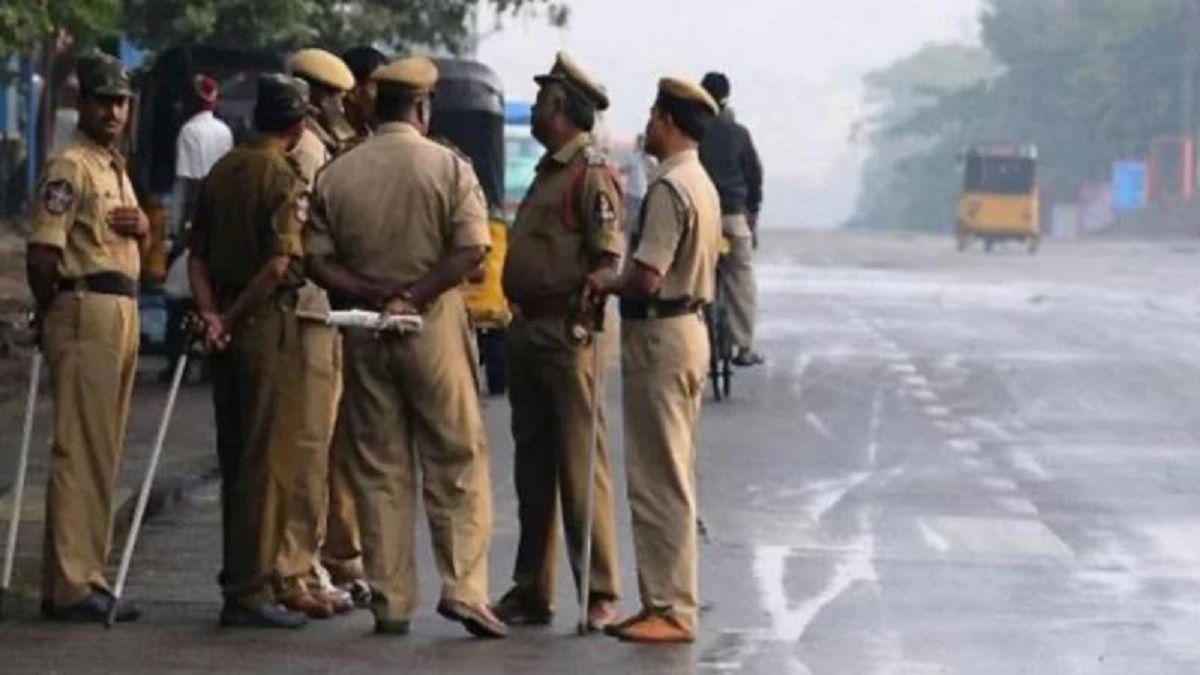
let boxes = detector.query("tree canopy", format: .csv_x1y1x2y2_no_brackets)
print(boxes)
855,0,1200,231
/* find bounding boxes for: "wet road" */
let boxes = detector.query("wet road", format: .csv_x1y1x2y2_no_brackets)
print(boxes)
2,232,1199,673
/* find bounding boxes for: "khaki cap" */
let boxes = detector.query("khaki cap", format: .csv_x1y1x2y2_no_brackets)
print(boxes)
371,56,439,93
534,51,609,111
288,48,355,92
657,77,719,116
76,52,133,98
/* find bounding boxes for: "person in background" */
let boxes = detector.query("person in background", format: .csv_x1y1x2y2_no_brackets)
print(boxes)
161,74,232,383
698,71,765,367
171,74,233,238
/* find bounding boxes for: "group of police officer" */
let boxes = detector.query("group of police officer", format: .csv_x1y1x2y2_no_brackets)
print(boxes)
26,45,735,645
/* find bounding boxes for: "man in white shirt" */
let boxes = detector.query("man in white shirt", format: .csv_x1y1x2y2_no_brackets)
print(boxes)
161,74,232,382
171,74,233,236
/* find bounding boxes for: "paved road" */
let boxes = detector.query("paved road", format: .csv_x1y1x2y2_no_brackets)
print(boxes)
2,231,1199,674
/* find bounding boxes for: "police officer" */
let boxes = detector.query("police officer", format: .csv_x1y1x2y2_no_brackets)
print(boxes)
188,73,337,629
698,72,764,366
311,45,390,609
589,77,720,644
288,48,356,183
494,51,623,630
280,47,358,613
26,52,145,623
305,56,506,639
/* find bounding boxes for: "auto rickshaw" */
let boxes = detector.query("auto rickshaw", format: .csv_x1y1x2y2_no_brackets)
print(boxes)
956,142,1040,254
430,58,511,395
129,45,286,353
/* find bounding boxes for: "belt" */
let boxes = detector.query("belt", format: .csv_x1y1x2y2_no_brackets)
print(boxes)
619,298,704,321
514,293,574,320
57,271,138,298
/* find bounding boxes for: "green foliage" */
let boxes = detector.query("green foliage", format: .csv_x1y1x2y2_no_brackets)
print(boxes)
0,0,121,58
122,0,564,54
855,0,1200,232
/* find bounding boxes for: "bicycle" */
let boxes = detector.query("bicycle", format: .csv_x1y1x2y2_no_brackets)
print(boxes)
705,237,735,401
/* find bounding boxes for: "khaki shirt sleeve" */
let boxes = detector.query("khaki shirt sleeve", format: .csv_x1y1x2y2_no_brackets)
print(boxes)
449,157,491,250
632,181,688,276
578,165,625,259
268,164,305,258
303,174,336,259
28,157,86,250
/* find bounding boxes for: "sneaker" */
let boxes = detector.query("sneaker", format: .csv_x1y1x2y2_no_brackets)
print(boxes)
339,579,372,609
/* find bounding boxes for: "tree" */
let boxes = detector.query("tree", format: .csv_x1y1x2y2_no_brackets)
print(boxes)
0,0,121,61
122,0,567,55
855,0,1200,231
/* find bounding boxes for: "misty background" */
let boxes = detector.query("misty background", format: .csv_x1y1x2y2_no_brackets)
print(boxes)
478,0,981,230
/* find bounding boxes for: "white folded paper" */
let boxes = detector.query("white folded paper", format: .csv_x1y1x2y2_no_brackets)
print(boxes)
326,309,424,334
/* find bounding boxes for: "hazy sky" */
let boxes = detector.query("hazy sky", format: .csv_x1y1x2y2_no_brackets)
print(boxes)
478,0,981,228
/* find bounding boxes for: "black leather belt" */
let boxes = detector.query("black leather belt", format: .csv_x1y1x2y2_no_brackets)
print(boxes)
619,298,704,321
57,271,138,298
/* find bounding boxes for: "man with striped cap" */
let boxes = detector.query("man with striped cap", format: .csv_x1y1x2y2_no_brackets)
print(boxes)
589,76,721,644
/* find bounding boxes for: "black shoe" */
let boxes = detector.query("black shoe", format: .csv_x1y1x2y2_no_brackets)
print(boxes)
219,601,307,629
44,591,141,623
374,618,411,635
732,349,765,367
492,587,552,626
437,599,508,639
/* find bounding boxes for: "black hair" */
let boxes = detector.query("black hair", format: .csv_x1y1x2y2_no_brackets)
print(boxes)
558,84,596,132
341,46,389,83
654,94,713,142
254,109,302,134
701,72,731,106
375,85,420,122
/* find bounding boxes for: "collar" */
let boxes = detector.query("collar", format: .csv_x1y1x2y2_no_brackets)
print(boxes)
72,129,124,169
190,110,216,123
377,121,421,137
650,148,698,182
537,133,591,172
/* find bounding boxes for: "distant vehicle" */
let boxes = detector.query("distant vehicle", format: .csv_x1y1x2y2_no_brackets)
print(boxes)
956,142,1040,254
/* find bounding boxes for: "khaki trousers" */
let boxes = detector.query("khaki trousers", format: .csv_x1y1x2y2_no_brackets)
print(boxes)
341,292,493,622
505,316,620,609
211,305,309,607
620,313,708,632
40,292,138,607
719,214,758,350
274,321,339,593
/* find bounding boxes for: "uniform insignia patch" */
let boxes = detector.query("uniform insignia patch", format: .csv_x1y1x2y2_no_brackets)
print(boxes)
294,192,311,223
594,193,617,222
42,179,76,216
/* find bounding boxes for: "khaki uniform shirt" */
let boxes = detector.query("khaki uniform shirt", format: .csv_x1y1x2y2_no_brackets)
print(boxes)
189,138,306,299
290,115,356,187
28,131,141,280
502,133,624,304
305,122,490,286
631,149,721,302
